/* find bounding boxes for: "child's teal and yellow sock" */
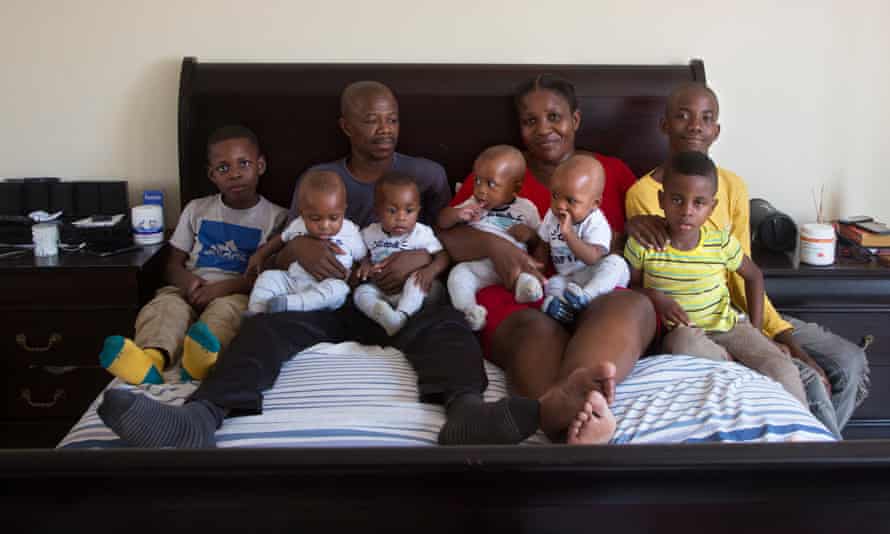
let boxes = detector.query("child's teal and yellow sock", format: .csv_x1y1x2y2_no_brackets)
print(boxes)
99,336,164,385
181,322,220,382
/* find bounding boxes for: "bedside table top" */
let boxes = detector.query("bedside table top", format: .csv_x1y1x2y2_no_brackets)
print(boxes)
0,244,165,271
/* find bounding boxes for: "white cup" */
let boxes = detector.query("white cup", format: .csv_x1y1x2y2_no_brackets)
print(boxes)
32,223,59,257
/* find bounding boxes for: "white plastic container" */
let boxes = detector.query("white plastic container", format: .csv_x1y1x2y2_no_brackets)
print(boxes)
32,223,59,257
131,204,164,245
799,223,836,266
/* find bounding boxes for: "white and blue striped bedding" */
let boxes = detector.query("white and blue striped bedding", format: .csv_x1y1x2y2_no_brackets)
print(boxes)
58,343,834,448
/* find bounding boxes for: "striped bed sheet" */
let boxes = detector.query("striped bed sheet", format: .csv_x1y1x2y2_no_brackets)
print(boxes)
58,343,835,448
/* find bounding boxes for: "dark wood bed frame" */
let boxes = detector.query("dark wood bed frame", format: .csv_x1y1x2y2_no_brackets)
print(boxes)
3,58,890,533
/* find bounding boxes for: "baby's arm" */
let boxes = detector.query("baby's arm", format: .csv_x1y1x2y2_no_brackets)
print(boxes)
734,255,765,330
560,214,607,266
247,234,286,275
437,202,482,230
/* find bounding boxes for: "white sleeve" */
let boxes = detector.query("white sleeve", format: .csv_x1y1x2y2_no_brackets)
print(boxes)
581,212,613,251
346,222,367,261
168,201,197,253
414,224,443,254
537,211,555,241
518,198,541,230
280,218,307,242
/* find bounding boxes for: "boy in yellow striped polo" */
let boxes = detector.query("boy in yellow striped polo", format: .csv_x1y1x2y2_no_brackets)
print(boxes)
624,151,806,405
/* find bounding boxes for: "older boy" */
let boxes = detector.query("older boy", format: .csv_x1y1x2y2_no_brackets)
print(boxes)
625,82,868,437
96,82,600,447
99,125,287,384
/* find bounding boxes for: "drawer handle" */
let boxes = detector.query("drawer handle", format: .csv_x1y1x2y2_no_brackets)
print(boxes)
16,333,62,352
861,335,874,351
20,388,66,408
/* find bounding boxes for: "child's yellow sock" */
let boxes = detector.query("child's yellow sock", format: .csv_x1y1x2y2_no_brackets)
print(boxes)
99,336,164,385
181,322,221,382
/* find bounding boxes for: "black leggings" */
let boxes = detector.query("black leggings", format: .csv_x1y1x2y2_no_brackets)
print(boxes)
190,302,488,415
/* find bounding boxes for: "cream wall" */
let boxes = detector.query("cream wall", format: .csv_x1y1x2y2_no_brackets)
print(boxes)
2,0,888,227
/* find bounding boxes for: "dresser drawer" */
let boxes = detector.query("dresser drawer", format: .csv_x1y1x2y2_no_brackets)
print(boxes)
4,366,110,419
850,365,890,421
0,268,139,308
782,311,890,365
1,309,136,367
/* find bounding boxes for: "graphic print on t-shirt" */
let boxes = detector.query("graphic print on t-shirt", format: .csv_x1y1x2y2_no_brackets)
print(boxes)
195,220,262,274
482,204,527,231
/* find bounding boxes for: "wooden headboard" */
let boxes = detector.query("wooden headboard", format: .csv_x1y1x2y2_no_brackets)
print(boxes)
177,58,705,209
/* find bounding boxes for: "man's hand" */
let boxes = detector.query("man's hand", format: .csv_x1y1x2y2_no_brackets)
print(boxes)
774,330,832,395
246,251,268,276
412,265,438,293
371,250,432,294
507,223,536,244
626,214,671,250
278,236,347,281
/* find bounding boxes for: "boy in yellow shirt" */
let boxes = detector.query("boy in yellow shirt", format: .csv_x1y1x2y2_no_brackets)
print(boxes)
625,83,868,437
625,151,806,404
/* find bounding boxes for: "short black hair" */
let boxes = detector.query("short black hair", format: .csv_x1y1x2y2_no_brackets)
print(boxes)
664,151,718,193
207,125,260,154
375,171,418,198
514,74,578,112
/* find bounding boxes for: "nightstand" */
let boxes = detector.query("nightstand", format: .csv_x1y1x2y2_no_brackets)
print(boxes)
754,245,890,439
0,245,165,448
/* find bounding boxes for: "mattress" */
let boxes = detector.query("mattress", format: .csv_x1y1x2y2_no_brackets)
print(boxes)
58,343,835,448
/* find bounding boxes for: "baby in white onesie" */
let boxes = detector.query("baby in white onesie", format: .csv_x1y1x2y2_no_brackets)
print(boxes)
353,172,449,336
247,170,366,314
438,145,542,331
533,153,630,323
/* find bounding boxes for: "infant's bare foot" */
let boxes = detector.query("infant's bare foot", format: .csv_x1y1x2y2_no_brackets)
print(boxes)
539,362,616,440
567,391,616,445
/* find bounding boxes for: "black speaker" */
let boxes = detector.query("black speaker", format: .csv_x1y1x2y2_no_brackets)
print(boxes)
750,198,798,252
49,182,76,215
74,182,101,218
0,183,23,215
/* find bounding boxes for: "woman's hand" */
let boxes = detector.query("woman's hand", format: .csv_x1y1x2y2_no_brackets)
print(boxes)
490,238,546,289
507,223,536,244
371,250,432,294
278,236,347,281
626,215,671,250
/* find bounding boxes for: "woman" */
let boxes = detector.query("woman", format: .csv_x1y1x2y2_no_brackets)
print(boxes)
439,75,657,444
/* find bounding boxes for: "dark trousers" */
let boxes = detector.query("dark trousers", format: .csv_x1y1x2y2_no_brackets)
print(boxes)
190,302,488,415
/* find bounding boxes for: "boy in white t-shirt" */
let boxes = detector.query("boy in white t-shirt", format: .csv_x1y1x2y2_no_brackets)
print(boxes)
353,172,449,335
99,125,288,384
438,145,542,331
247,171,366,313
534,154,630,324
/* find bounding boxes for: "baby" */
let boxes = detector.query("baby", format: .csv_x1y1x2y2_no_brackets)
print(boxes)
247,170,366,313
353,172,449,336
439,145,542,330
534,154,630,323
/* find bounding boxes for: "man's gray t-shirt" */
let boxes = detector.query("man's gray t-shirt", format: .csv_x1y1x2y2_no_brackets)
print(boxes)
288,152,452,227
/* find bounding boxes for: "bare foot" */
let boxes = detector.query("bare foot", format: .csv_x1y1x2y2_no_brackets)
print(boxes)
539,362,617,440
567,391,616,445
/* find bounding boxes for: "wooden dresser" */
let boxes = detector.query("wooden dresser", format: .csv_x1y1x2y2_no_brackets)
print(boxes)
755,246,890,439
0,245,164,448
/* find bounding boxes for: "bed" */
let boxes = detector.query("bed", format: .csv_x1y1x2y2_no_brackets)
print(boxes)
4,59,890,533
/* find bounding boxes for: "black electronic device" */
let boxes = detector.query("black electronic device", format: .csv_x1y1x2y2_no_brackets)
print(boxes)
839,215,873,225
749,198,798,252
